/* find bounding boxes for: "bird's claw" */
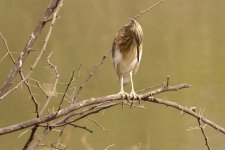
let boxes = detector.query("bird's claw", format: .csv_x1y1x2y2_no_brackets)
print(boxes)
129,91,141,107
113,91,130,108
113,91,129,101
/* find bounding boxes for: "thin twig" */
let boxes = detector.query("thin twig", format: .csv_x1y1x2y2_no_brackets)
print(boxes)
55,126,66,150
39,53,60,115
18,129,30,138
57,70,75,113
104,144,116,150
193,108,211,150
52,103,119,128
132,0,165,20
136,83,164,93
30,78,48,97
0,33,15,63
69,123,93,133
72,50,110,102
87,117,108,131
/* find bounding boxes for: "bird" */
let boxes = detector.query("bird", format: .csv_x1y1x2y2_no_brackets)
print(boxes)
112,18,143,101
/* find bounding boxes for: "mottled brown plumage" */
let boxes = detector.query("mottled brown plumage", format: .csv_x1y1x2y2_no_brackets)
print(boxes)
112,19,143,99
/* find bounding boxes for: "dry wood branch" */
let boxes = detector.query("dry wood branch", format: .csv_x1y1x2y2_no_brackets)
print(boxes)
0,0,63,100
22,1,63,148
0,84,191,135
1,83,223,137
0,0,63,101
0,33,40,117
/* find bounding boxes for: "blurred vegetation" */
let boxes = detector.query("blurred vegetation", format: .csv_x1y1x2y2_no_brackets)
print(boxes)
0,0,225,149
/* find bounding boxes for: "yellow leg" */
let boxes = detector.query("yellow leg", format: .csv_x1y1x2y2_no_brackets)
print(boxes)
129,71,141,104
113,76,129,100
120,76,124,92
130,72,135,93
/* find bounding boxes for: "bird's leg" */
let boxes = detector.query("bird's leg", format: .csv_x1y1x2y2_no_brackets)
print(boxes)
129,71,141,105
113,76,129,101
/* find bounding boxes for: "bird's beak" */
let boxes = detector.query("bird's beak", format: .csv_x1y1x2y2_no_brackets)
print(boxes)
129,18,135,22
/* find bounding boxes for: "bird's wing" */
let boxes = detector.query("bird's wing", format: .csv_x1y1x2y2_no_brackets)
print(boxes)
134,37,140,63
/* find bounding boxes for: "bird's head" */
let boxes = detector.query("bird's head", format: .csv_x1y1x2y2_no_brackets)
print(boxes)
128,18,143,43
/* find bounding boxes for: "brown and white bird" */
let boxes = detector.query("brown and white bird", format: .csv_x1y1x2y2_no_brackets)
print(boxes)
112,18,143,100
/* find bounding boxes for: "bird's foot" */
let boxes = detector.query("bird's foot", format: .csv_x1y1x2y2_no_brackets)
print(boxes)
129,90,141,107
113,91,129,108
113,91,129,101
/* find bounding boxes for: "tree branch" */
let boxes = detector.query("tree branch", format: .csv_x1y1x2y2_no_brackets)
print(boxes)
144,97,225,134
2,82,224,138
0,0,63,100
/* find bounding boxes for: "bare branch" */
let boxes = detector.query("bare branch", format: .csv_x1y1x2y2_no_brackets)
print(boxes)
72,50,110,102
22,1,64,148
144,96,225,135
55,126,66,150
1,0,222,149
0,33,15,63
4,83,225,137
0,0,63,101
0,0,63,100
26,127,51,150
39,53,60,115
69,123,93,133
192,108,211,150
57,70,75,112
132,0,165,20
22,126,39,150
87,117,108,131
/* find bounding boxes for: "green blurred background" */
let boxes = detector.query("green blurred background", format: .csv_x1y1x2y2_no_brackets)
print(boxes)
1,0,225,149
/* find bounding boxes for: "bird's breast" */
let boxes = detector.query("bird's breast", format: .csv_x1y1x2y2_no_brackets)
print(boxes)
113,45,140,75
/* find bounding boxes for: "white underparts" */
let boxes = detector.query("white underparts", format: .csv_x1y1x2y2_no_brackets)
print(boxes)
113,45,142,84
114,46,122,65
